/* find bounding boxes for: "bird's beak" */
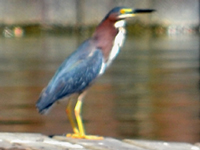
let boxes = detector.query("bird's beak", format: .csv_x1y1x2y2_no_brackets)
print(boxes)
133,9,156,14
119,8,155,19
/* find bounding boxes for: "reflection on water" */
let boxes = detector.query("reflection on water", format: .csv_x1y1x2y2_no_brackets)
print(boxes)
0,33,199,143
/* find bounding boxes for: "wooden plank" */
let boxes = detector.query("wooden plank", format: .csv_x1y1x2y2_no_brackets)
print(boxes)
123,139,200,150
53,136,147,150
0,133,199,150
0,133,84,150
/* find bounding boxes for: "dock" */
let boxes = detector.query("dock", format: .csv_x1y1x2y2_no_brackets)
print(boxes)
0,133,199,150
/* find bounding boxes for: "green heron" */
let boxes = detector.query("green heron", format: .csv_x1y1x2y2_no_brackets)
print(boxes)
36,7,154,139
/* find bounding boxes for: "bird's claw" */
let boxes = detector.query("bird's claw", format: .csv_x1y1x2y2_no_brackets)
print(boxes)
66,133,103,140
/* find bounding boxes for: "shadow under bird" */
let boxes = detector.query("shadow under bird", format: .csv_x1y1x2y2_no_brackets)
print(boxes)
36,7,155,139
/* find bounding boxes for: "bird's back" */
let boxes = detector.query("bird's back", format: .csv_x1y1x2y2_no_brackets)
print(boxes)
36,40,104,114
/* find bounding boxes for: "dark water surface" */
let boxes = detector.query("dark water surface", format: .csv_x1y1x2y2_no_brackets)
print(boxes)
0,33,199,143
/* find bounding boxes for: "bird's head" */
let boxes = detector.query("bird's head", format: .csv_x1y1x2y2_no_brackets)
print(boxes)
105,7,155,21
93,6,155,56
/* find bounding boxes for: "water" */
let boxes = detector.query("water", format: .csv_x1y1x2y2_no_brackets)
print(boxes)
0,32,199,143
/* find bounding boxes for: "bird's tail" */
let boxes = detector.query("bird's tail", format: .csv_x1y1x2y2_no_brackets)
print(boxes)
36,90,55,115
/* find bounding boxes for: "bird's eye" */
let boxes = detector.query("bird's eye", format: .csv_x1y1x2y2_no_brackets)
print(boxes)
120,9,125,14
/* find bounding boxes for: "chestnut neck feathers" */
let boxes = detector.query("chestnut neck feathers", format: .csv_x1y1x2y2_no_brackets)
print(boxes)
92,17,126,62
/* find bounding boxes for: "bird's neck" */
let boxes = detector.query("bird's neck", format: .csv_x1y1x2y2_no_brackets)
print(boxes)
92,19,122,61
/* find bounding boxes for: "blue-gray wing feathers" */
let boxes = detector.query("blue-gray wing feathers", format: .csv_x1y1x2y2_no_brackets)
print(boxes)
36,40,103,114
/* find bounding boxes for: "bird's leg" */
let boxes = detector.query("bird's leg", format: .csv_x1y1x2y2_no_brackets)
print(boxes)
74,93,85,136
66,92,86,138
65,99,79,134
67,92,103,140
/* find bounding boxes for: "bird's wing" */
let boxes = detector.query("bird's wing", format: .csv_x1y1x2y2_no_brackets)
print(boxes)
48,48,103,98
36,41,104,114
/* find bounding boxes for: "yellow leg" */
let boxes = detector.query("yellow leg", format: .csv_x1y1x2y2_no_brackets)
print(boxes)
74,97,85,136
66,92,103,140
66,100,79,134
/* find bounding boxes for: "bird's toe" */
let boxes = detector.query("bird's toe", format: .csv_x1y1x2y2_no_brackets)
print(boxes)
66,133,103,140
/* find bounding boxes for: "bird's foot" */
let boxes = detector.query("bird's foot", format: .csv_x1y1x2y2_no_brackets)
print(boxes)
66,133,103,140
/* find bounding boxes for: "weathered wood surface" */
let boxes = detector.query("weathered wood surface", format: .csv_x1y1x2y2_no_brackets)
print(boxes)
0,133,199,150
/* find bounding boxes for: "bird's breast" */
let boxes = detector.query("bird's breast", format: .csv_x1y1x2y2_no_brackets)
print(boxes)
106,26,126,66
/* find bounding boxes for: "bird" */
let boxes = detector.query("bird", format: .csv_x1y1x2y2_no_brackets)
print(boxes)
36,6,155,139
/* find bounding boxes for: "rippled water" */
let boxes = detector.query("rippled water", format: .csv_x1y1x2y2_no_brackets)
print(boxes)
0,32,199,143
